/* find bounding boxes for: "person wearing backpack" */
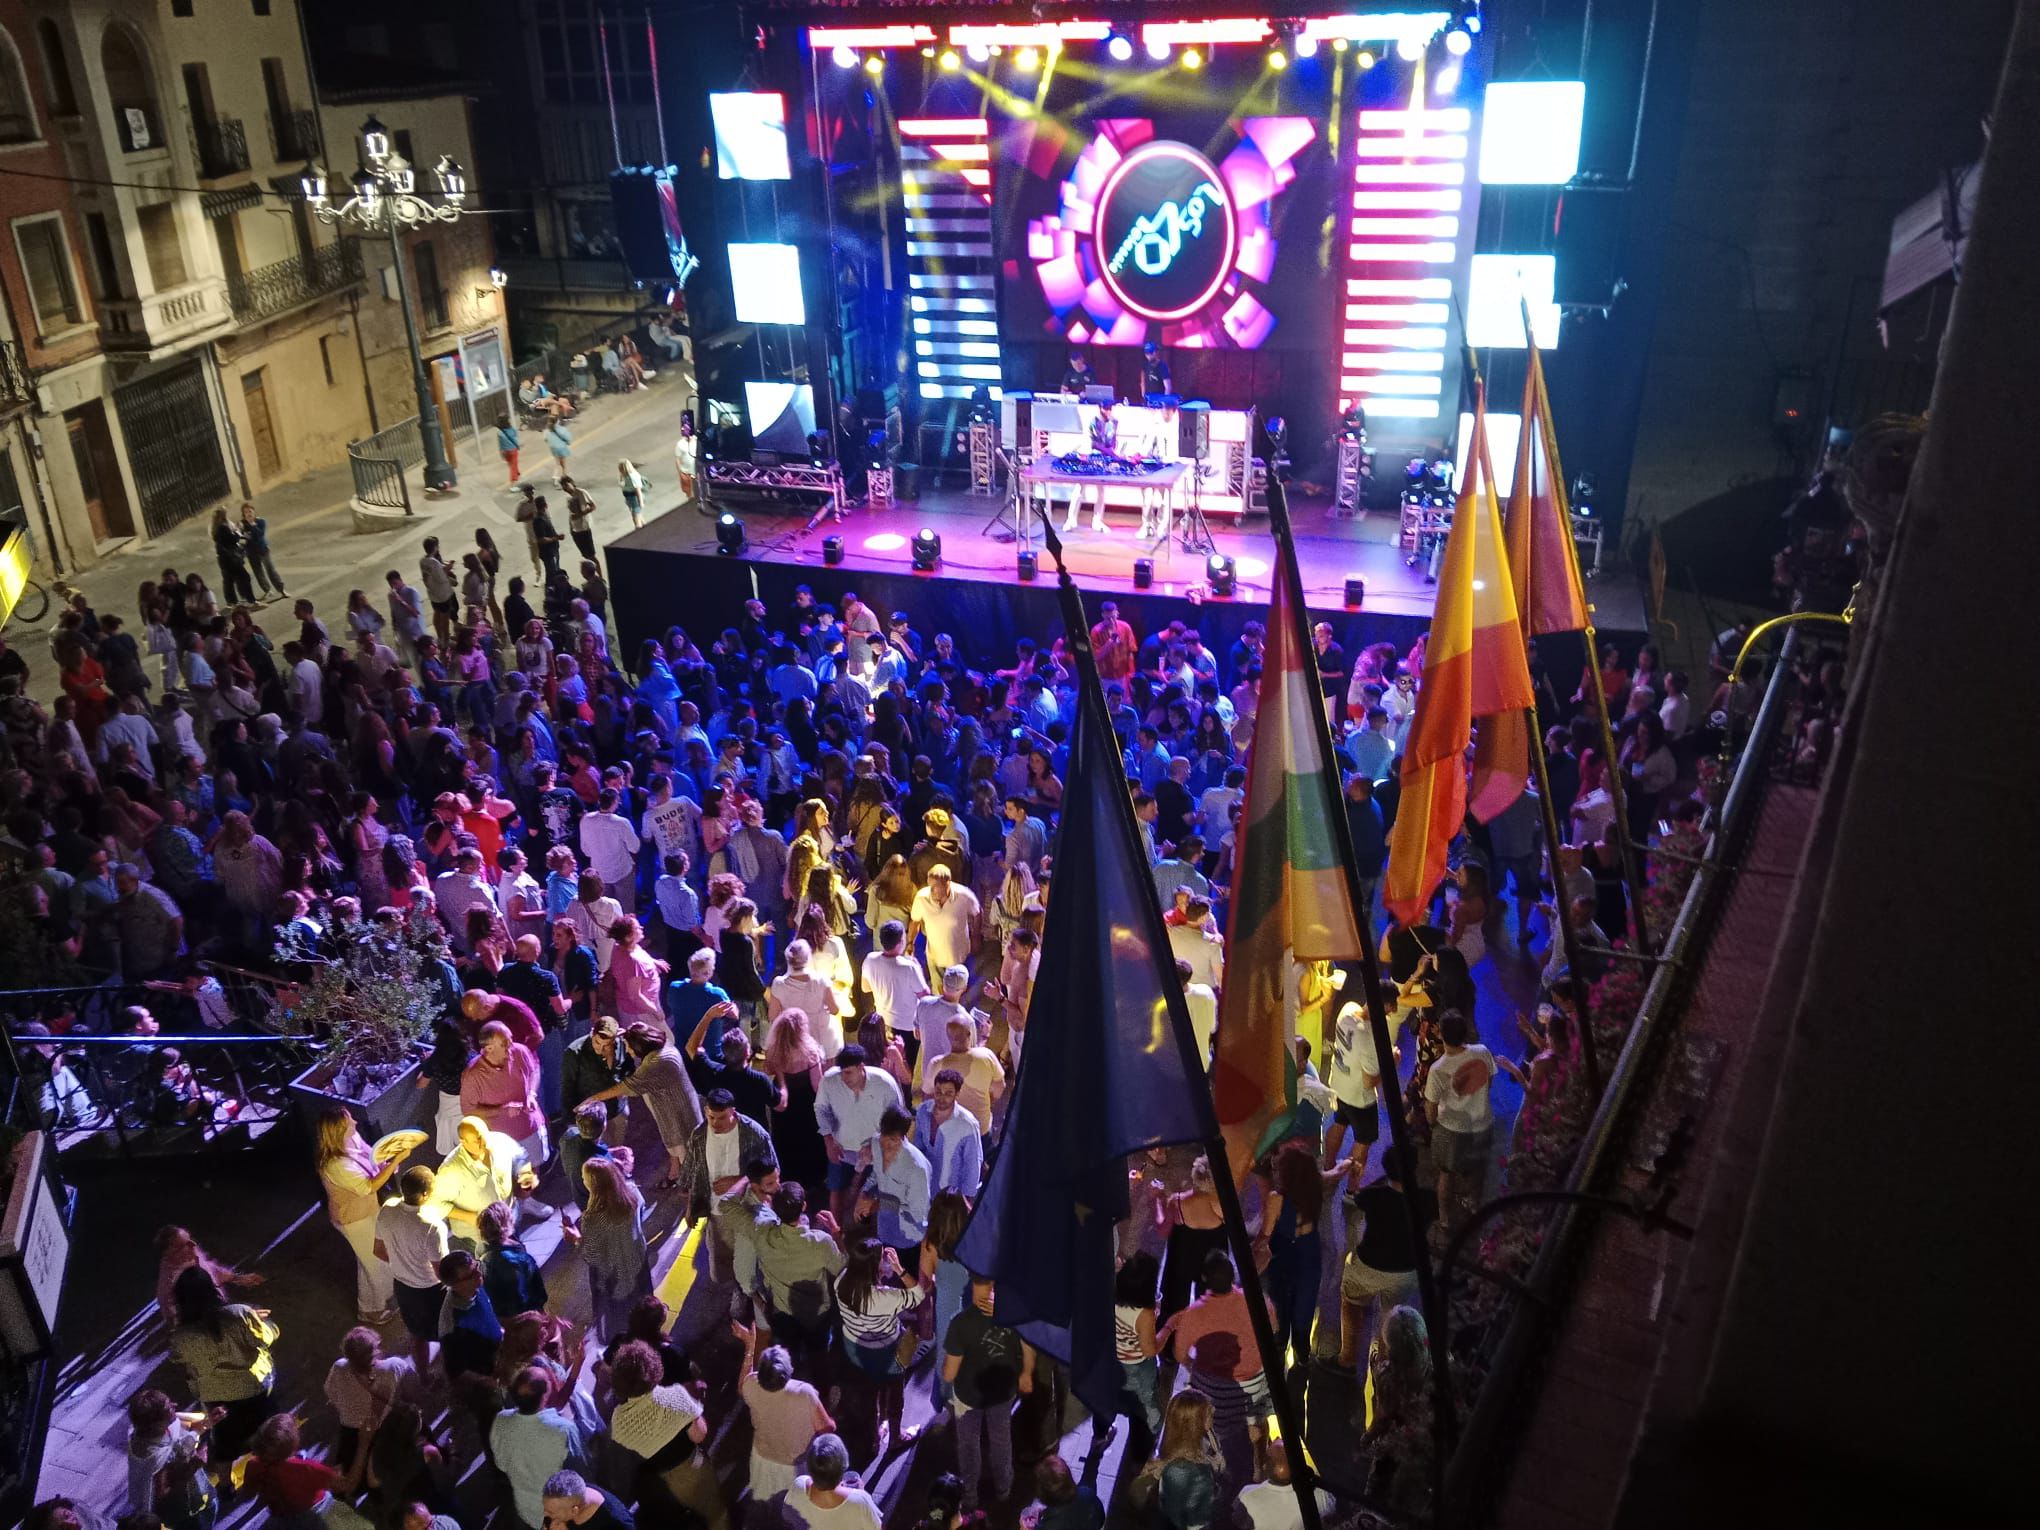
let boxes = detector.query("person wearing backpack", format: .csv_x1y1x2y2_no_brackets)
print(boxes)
941,1273,1035,1512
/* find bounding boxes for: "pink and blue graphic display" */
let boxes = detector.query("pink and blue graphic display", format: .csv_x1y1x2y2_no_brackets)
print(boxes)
1011,117,1319,349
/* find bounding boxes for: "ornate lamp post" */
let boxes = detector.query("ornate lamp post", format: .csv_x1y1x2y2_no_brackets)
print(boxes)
302,115,467,492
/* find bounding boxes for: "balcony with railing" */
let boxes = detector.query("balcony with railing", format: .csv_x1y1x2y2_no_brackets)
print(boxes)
193,115,250,178
98,280,231,353
227,241,363,325
274,105,320,163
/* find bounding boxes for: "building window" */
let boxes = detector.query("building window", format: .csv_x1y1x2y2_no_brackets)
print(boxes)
100,23,163,153
413,239,447,329
35,19,74,115
14,217,86,331
137,202,188,289
171,1,193,17
0,27,41,144
253,0,273,14
83,211,123,299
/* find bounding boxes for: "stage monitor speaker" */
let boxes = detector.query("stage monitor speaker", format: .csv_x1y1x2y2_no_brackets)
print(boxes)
609,166,696,286
1001,393,1035,450
1178,401,1211,460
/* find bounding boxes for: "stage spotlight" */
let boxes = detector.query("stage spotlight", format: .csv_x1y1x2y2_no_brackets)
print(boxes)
1108,33,1134,62
1146,37,1172,61
968,41,991,63
1181,48,1204,70
920,46,934,59
938,48,959,71
1016,46,1040,72
822,535,845,565
1295,34,1318,59
911,527,942,570
1206,553,1236,595
1356,48,1376,68
1396,34,1425,62
716,512,746,556
1267,49,1288,70
1017,550,1038,581
1133,558,1154,589
1331,37,1349,52
1445,27,1473,55
1434,64,1461,96
863,54,884,76
831,44,857,69
1345,577,1367,608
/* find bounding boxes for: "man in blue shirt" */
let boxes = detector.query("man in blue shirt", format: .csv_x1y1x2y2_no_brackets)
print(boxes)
1344,774,1388,928
860,1106,931,1266
665,946,736,1057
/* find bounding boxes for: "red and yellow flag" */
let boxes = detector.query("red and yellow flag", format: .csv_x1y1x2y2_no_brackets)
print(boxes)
1505,340,1590,637
1210,539,1365,1180
1384,397,1536,925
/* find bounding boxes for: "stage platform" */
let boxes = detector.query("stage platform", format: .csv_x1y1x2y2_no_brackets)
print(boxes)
603,483,1645,673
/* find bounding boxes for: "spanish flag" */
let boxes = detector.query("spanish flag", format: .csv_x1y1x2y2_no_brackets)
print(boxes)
1384,395,1537,926
1210,524,1365,1179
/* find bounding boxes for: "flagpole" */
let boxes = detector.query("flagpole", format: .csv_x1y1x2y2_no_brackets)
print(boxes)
1471,374,1604,1095
1511,300,1658,960
1039,527,1325,1530
1262,476,1457,1508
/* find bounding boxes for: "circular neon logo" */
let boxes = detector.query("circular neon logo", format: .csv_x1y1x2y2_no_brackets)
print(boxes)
1093,141,1237,323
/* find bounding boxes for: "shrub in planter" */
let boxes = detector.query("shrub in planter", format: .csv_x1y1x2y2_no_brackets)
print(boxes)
270,932,442,1130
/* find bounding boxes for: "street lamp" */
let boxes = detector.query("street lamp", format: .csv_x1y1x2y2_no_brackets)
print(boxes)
302,116,469,493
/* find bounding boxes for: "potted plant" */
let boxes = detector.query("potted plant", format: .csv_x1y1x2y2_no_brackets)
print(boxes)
276,931,444,1139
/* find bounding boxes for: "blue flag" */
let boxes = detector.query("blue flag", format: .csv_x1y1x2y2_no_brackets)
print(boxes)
957,621,1218,1423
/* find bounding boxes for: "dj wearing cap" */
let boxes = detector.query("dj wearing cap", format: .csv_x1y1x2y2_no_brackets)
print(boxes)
1061,349,1096,395
1141,340,1173,397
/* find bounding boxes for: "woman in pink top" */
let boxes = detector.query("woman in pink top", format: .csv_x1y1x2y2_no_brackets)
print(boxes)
459,1021,545,1157
608,916,668,1027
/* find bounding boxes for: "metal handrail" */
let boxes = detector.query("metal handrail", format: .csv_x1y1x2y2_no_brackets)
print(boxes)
194,115,250,177
1439,626,1807,1525
348,415,423,515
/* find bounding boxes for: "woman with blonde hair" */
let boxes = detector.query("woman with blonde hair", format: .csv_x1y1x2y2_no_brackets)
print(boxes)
762,1007,828,1187
1142,1390,1223,1529
564,1155,651,1338
314,1107,398,1325
617,459,650,528
865,853,917,936
1155,1155,1229,1335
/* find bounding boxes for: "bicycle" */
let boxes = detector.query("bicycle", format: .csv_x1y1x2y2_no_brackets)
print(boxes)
3,570,50,627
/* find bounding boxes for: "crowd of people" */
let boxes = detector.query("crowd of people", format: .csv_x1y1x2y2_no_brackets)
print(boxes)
0,521,1764,1530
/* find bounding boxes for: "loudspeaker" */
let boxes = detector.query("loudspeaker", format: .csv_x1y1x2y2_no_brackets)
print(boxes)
609,166,693,284
1553,190,1624,309
1133,558,1154,588
1001,392,1036,450
1178,401,1210,460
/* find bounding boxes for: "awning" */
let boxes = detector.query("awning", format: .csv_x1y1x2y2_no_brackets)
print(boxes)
201,184,264,218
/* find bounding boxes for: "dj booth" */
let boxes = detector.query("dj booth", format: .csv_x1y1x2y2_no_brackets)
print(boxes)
1000,394,1259,519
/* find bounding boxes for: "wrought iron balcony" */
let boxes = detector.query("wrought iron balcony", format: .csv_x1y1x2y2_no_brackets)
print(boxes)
275,106,320,163
226,241,364,325
0,340,34,410
195,116,250,177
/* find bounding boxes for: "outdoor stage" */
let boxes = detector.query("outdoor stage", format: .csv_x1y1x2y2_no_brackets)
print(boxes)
604,485,1646,667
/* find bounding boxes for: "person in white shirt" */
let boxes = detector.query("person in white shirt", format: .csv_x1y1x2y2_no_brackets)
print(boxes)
787,1433,882,1530
908,866,980,975
860,919,929,1041
1659,669,1694,739
578,787,642,912
1197,765,1246,845
373,1166,449,1373
642,773,703,873
912,967,973,1092
432,848,501,954
1177,960,1218,1067
1422,1009,1495,1231
290,647,324,722
1238,1441,1335,1530
566,871,625,971
96,695,159,777
1167,898,1225,991
1322,1000,1385,1177
769,940,845,1055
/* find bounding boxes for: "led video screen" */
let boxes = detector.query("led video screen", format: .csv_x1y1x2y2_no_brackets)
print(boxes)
711,92,792,181
744,382,818,456
997,114,1334,351
728,243,805,325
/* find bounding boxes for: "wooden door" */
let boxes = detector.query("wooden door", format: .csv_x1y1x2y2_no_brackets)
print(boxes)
66,403,135,542
241,368,282,480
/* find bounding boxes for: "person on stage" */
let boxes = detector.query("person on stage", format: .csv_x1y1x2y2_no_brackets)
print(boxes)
1141,340,1173,398
1061,350,1096,395
1064,402,1117,535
